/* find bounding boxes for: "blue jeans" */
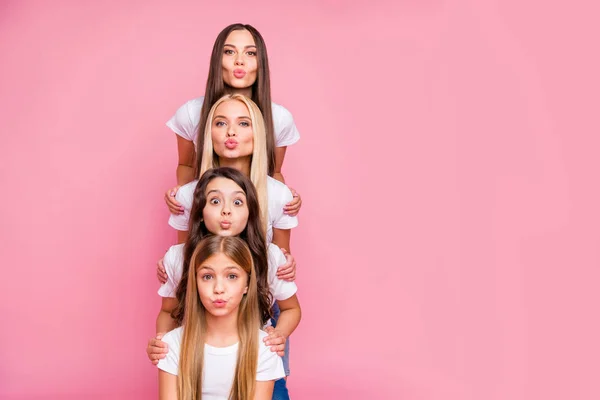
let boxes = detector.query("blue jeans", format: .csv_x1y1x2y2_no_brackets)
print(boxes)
270,302,290,375
272,378,290,400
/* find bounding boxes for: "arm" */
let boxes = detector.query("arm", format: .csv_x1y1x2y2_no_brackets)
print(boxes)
273,146,288,183
264,295,301,355
176,136,196,186
272,228,291,255
177,230,188,244
159,370,178,400
148,298,178,364
254,380,275,400
156,297,178,334
273,294,301,339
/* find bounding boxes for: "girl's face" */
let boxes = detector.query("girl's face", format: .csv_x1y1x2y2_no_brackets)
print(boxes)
211,100,254,159
222,29,258,89
203,177,250,236
197,252,248,317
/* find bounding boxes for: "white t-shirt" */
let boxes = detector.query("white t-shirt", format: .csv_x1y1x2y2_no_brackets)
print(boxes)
158,243,297,304
168,176,298,244
158,327,285,399
166,96,300,147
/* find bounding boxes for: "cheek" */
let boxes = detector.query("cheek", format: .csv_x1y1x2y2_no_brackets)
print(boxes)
248,59,258,73
240,130,254,143
212,128,223,140
203,208,219,227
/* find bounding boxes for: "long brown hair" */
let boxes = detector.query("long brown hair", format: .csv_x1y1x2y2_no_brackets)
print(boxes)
177,235,260,400
195,23,275,177
172,167,272,326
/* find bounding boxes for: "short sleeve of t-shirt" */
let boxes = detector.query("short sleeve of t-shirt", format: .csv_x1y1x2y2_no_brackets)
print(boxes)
157,327,183,376
168,181,197,231
158,244,185,298
166,98,204,143
267,177,299,232
256,330,286,381
272,103,300,147
267,244,298,301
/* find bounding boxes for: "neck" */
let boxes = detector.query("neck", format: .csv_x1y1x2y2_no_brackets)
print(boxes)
219,156,251,177
205,309,239,346
226,85,253,99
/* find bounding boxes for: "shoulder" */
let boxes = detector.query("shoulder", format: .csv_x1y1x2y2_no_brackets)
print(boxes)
182,96,205,112
175,180,198,205
162,327,183,359
257,329,271,354
165,243,185,259
163,327,183,346
271,101,293,120
256,329,285,380
267,243,286,265
266,177,293,201
266,176,291,193
164,244,185,270
157,327,183,375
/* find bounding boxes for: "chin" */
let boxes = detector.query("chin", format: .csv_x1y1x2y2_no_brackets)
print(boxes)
208,308,232,317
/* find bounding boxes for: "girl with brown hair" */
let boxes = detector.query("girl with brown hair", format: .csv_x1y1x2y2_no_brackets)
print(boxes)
157,235,285,399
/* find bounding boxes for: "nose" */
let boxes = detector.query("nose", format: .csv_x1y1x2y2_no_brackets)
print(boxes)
221,202,231,216
234,53,245,66
226,124,236,137
214,278,225,294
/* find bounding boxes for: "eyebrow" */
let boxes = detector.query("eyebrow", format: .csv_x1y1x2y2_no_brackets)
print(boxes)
223,44,257,49
206,189,246,196
213,115,251,120
198,265,242,272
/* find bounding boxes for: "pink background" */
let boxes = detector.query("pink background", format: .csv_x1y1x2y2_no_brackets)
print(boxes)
1,0,599,399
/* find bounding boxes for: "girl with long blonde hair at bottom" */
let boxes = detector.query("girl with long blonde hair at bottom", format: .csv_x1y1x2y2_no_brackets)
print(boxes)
158,235,284,400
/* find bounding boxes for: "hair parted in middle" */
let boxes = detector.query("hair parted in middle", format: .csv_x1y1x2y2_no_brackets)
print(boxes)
172,167,272,327
199,93,269,232
195,23,276,177
176,235,261,400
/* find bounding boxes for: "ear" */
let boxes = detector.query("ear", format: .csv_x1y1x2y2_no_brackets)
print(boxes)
243,286,248,295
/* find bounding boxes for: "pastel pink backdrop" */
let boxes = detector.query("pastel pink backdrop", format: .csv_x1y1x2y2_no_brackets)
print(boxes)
1,0,599,399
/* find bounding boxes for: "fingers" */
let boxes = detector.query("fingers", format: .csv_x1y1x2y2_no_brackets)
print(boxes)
147,336,169,363
277,251,296,281
157,258,168,284
264,326,275,334
264,331,286,355
157,269,168,284
277,270,296,281
284,188,302,216
164,186,184,215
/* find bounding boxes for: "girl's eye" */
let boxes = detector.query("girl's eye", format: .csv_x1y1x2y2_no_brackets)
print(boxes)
233,199,243,206
202,275,213,281
239,121,250,127
210,198,220,205
224,49,234,55
246,51,256,56
228,274,238,280
215,121,226,127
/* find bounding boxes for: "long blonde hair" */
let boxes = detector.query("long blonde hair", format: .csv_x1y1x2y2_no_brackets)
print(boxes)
199,94,269,234
177,235,261,400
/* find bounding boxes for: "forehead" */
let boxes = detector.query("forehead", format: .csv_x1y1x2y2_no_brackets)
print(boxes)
214,100,250,118
200,252,245,272
224,29,256,46
205,177,245,194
